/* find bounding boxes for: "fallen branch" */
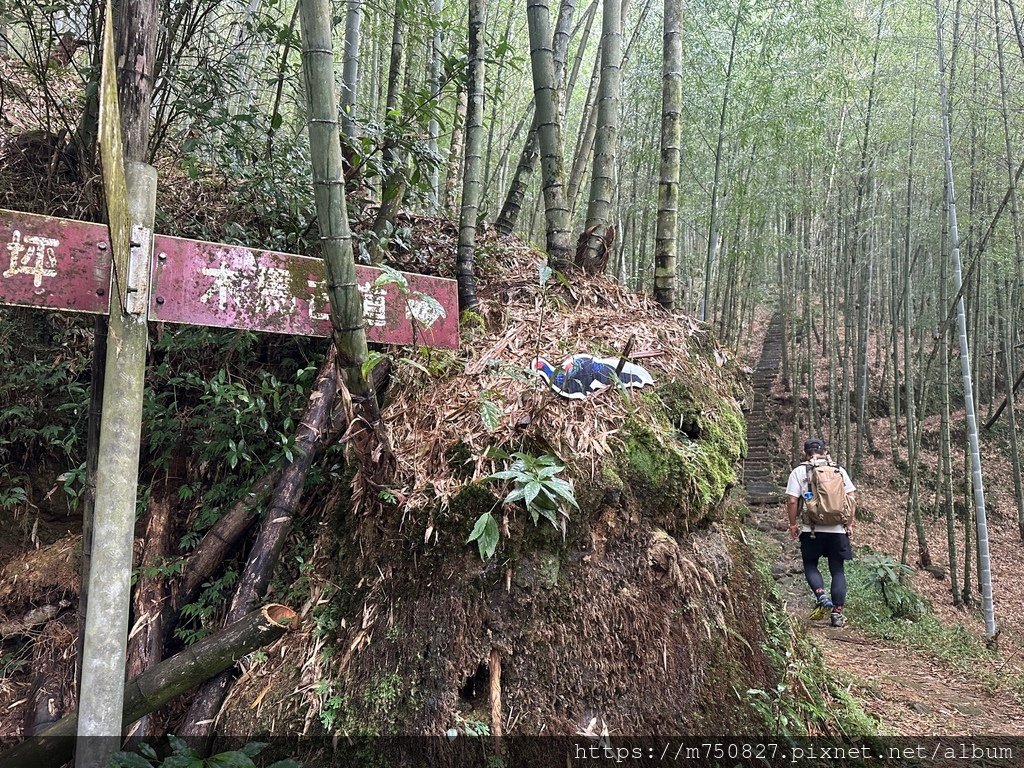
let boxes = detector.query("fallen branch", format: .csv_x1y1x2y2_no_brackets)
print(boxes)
0,604,298,768
178,348,341,752
984,368,1024,430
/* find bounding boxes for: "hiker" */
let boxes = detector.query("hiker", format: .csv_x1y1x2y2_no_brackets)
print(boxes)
785,438,856,628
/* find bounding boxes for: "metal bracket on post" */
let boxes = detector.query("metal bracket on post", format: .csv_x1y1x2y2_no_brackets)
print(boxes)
125,223,152,315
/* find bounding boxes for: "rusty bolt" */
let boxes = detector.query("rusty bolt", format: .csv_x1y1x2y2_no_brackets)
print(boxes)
156,296,164,305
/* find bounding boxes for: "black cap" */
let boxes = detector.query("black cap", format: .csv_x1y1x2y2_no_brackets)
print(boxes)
804,438,826,454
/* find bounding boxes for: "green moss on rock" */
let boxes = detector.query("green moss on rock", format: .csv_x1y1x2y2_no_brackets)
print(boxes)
617,380,745,527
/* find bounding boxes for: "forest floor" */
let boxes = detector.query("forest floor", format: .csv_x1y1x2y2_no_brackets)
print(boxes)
741,309,1024,738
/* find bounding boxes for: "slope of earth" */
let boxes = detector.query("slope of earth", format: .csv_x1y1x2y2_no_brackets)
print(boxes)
742,306,1024,738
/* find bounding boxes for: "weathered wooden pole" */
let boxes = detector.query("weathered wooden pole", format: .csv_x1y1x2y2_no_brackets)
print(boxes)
75,2,158,765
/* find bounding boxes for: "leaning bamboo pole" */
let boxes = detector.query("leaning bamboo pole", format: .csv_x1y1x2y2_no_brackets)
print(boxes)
934,0,995,638
0,605,298,768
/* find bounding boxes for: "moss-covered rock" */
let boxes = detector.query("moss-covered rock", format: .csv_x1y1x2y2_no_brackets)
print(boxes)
615,380,745,530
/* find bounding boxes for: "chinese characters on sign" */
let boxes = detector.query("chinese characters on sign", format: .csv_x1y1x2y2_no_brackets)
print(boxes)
150,235,459,349
5,230,59,287
0,209,113,315
0,209,459,350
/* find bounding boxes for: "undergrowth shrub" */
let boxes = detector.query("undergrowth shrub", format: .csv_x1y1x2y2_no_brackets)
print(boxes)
845,549,990,665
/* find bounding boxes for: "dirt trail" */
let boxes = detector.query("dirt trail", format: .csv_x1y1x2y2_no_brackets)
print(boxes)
742,315,1024,737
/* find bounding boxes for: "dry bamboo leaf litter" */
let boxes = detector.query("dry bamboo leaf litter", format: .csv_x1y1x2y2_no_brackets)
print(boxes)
359,253,731,526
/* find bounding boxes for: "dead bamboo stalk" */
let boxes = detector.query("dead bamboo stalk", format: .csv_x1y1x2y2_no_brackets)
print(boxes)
0,604,298,768
489,648,502,739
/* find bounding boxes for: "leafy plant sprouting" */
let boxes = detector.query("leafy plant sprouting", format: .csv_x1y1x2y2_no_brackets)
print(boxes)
109,735,300,767
467,451,579,560
858,552,924,618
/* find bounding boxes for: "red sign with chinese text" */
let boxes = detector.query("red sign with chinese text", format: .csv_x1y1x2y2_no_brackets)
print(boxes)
150,235,459,349
0,209,459,350
0,209,112,314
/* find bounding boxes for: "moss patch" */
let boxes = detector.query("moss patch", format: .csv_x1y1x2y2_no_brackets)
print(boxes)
616,382,745,529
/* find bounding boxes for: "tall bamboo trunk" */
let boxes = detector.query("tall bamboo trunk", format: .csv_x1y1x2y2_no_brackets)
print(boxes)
427,0,445,209
341,0,363,139
700,0,742,322
935,0,995,638
444,82,468,214
495,0,577,235
368,5,407,263
653,0,681,309
577,0,622,274
527,0,573,269
456,0,486,309
940,280,961,603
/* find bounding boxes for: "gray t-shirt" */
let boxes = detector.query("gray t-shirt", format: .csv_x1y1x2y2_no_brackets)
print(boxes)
785,460,856,534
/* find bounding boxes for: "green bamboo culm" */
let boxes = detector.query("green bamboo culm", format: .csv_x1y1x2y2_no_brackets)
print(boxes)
297,0,376,404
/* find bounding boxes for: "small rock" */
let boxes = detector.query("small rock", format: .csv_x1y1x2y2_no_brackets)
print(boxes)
909,703,930,715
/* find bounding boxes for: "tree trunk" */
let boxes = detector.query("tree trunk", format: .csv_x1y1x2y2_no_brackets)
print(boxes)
444,82,468,215
298,0,380,409
171,470,279,616
527,0,573,270
368,4,407,264
123,464,179,747
427,0,445,209
577,0,622,274
935,0,995,637
456,0,487,310
495,0,577,235
653,0,681,310
700,0,742,322
341,0,363,139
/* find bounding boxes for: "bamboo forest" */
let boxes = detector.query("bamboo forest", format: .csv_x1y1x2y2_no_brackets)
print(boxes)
2,0,1024,765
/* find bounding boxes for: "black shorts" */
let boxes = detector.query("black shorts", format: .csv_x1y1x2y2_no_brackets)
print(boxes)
799,531,853,562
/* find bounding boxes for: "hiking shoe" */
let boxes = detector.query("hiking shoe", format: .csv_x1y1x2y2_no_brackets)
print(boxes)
830,610,845,628
809,594,832,620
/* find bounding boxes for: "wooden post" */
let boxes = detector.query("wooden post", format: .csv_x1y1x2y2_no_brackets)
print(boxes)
76,3,157,763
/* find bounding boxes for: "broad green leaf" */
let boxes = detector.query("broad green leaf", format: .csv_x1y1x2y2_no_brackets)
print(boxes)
239,743,268,758
523,480,542,508
488,468,523,481
539,263,553,287
504,486,527,504
480,399,501,432
467,512,499,560
167,735,194,757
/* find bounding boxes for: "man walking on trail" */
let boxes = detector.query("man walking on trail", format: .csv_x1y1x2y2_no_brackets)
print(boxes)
785,438,856,628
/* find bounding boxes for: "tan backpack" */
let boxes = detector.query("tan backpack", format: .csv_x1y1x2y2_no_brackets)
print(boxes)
800,458,854,529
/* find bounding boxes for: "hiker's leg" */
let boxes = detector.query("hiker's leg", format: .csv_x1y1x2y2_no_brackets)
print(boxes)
827,554,847,607
803,557,825,592
799,534,827,596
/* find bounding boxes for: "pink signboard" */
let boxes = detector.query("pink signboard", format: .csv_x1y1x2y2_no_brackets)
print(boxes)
0,209,112,315
150,235,459,349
